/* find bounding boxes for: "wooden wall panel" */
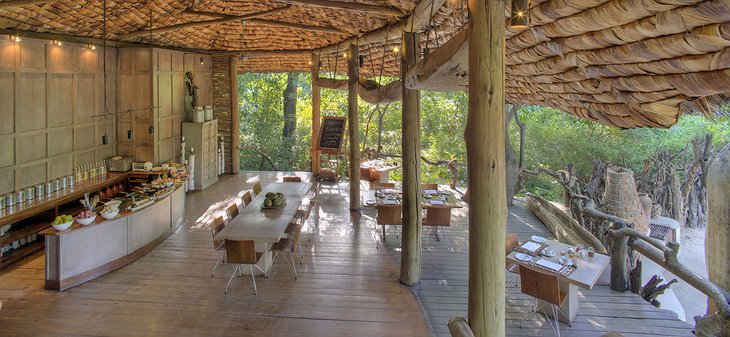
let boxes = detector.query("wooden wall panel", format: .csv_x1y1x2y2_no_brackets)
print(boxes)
48,155,72,180
17,73,47,132
48,73,74,127
158,73,172,117
0,168,14,195
74,125,95,151
18,162,46,189
19,42,46,69
0,138,14,168
76,74,96,124
74,150,95,167
77,47,98,71
158,138,173,163
172,72,184,116
0,73,14,135
0,41,14,68
158,118,172,140
48,45,73,70
16,133,47,164
48,128,73,157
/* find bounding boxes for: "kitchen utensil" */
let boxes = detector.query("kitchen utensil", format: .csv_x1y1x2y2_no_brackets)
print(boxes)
68,175,75,187
0,195,5,209
26,187,35,201
60,176,68,189
35,184,44,198
45,182,53,195
15,190,25,203
5,193,15,206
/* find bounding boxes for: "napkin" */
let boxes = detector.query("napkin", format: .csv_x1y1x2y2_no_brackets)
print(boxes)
429,200,445,206
383,189,395,195
535,258,564,273
424,189,438,195
381,199,399,205
520,241,542,253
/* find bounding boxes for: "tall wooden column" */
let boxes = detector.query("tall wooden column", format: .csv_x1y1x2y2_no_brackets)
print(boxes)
311,54,321,175
230,56,240,173
466,0,506,335
706,144,729,314
400,32,422,286
347,43,361,211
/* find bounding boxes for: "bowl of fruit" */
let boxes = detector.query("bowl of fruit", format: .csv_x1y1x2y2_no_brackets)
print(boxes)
75,210,97,226
99,205,119,220
52,215,74,231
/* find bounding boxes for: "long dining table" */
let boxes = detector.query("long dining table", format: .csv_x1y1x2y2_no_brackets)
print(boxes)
506,237,610,324
216,182,312,274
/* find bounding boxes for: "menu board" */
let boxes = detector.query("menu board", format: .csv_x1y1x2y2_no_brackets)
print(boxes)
317,116,347,153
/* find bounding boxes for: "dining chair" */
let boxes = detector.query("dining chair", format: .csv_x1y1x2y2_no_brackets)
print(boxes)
423,207,451,241
241,190,252,207
506,233,521,288
284,218,305,262
519,266,569,336
376,204,402,240
252,181,262,196
226,203,239,221
371,182,395,190
282,176,302,182
272,222,303,279
224,239,266,295
209,216,226,277
420,183,438,190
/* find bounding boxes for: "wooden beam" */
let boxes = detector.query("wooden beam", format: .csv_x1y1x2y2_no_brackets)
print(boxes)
314,76,402,105
706,144,730,314
399,31,422,286
466,0,506,336
404,29,468,91
347,43,360,211
0,0,53,9
230,56,240,174
184,10,343,34
311,54,322,175
315,0,447,56
119,6,290,39
277,0,403,17
242,49,310,58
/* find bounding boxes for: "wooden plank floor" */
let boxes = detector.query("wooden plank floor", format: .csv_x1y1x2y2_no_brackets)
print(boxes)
0,172,433,337
368,196,694,337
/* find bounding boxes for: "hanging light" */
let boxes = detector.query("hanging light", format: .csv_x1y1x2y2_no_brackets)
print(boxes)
199,57,204,65
87,44,96,50
102,134,109,145
393,46,400,54
358,55,364,68
510,0,530,28
9,34,21,42
342,51,348,59
127,129,135,139
52,39,63,46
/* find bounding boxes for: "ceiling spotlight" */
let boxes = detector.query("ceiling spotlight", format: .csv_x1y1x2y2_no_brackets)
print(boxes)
52,40,63,46
9,34,21,42
200,57,204,65
342,52,348,58
511,0,530,28
393,46,400,53
87,44,96,50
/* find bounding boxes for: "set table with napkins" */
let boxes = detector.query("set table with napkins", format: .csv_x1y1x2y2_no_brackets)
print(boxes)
216,182,312,274
362,189,463,236
506,235,610,324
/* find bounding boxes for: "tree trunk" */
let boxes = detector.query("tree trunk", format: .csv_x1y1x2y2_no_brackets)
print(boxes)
376,108,385,153
706,144,730,316
505,104,518,206
283,72,299,138
466,0,506,334
399,32,422,286
311,56,321,175
347,44,361,211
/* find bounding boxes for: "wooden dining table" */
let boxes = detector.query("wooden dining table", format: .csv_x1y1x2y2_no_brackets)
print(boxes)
506,238,610,324
362,189,463,237
216,182,312,274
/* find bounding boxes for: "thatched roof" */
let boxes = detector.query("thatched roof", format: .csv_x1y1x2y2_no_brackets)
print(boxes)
0,0,728,128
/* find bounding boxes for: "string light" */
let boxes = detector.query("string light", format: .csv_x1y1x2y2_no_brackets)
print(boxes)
9,34,21,42
87,44,96,50
510,0,530,28
52,40,63,46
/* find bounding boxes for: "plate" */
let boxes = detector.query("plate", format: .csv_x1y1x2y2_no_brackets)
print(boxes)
151,166,164,172
540,248,555,257
365,200,376,205
515,253,532,262
441,191,452,195
260,201,286,210
530,235,546,243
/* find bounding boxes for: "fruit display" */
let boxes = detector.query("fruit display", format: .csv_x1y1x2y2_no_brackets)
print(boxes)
263,192,285,208
52,214,74,231
75,210,95,220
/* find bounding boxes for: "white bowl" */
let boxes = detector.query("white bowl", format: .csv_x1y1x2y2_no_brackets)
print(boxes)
104,200,122,209
52,220,73,231
100,210,119,220
76,214,96,226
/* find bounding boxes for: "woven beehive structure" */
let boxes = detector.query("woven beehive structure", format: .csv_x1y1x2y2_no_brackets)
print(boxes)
0,0,728,128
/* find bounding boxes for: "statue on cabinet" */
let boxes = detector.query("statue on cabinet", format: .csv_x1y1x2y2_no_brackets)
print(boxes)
184,71,199,121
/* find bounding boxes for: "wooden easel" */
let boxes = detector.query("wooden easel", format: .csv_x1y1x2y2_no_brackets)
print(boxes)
315,116,347,182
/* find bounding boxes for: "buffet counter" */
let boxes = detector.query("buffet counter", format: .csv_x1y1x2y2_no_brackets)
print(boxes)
40,185,185,291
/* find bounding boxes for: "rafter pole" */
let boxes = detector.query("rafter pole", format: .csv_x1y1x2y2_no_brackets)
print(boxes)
120,6,290,39
0,0,54,9
184,10,342,34
466,0,506,335
400,31,422,286
311,54,322,175
347,43,361,211
277,0,403,17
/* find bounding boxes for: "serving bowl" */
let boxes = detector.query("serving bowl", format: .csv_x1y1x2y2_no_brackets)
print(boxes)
100,209,119,220
52,220,73,231
76,214,97,226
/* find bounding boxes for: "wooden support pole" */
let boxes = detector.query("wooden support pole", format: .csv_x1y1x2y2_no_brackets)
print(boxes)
466,0,506,334
230,56,240,173
706,144,730,314
609,223,630,292
347,44,361,211
311,54,321,175
400,31,422,286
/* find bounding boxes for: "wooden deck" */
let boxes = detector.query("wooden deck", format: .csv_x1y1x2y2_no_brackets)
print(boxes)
368,196,695,337
0,172,432,337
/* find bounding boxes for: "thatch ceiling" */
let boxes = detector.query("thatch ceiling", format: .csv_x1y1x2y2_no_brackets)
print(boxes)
0,0,728,128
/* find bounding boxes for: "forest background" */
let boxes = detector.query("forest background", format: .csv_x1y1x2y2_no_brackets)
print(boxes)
238,72,730,216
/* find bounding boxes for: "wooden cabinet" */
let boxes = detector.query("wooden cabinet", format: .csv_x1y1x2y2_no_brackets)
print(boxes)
182,120,218,190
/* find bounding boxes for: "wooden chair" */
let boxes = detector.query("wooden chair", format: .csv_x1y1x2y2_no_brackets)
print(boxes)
505,233,521,288
284,218,305,261
370,182,395,190
252,181,262,196
519,266,568,336
226,203,239,221
272,222,303,279
420,183,438,190
376,204,402,240
241,191,252,207
223,239,266,294
282,176,302,182
209,216,226,277
423,207,452,240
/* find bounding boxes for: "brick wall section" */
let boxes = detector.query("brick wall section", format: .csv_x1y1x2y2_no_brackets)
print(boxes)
604,167,649,233
212,56,233,174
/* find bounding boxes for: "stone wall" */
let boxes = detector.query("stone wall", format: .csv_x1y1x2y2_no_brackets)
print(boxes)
604,167,648,233
211,56,236,174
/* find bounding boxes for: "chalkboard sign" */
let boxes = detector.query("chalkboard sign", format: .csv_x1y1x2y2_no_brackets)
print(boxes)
317,116,347,153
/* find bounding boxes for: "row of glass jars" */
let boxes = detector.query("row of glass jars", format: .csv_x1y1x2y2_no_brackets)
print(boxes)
74,160,108,184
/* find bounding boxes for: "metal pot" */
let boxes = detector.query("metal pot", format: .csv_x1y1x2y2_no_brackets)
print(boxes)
25,187,34,201
53,179,61,192
15,190,25,203
45,182,53,195
68,175,75,187
60,177,68,189
4,193,14,206
0,195,6,209
35,184,44,198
